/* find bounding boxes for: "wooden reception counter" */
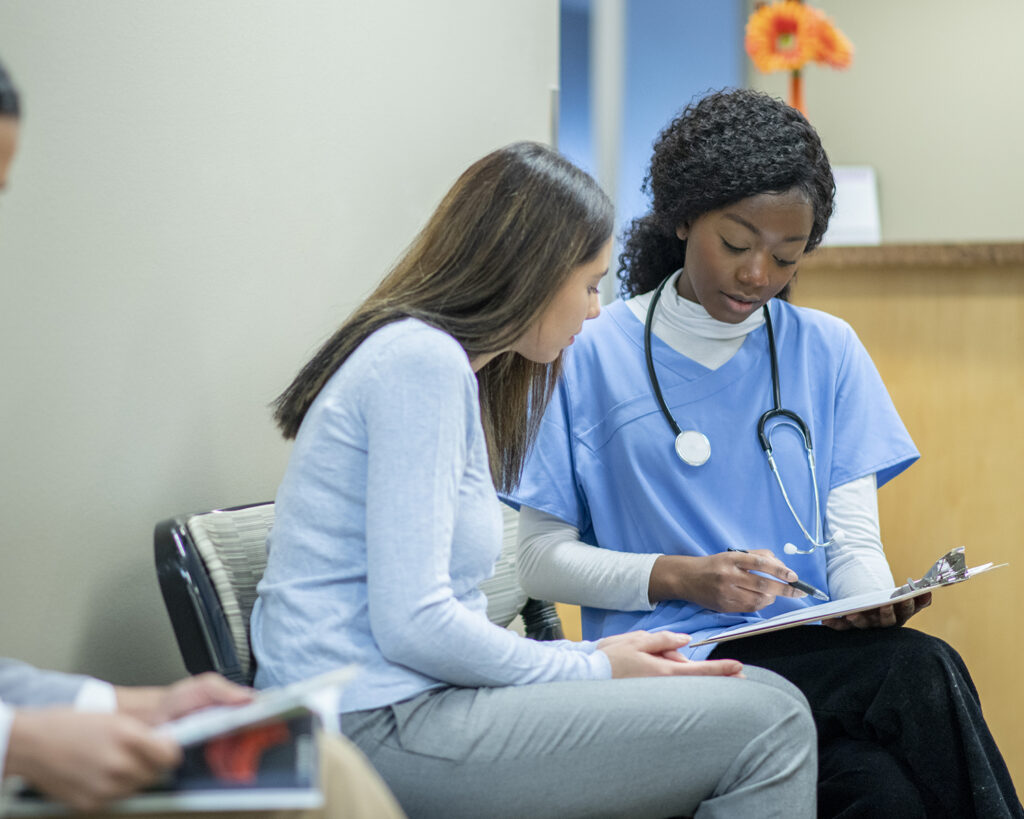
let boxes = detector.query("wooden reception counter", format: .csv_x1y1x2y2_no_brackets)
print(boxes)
804,241,1024,269
797,241,1024,781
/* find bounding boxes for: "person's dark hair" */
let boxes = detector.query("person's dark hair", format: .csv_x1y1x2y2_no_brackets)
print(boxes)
618,88,834,297
273,141,613,492
0,57,20,118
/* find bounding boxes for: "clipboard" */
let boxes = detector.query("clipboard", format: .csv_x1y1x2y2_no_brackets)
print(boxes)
690,547,1007,647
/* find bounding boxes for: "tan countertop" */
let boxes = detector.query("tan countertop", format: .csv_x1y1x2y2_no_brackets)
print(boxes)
802,242,1024,269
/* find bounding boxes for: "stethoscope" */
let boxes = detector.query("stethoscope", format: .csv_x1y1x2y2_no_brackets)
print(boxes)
643,274,844,556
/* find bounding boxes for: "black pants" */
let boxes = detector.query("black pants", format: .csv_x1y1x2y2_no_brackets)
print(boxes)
709,626,1021,819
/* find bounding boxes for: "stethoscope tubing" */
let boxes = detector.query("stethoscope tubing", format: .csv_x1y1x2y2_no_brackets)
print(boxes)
643,273,834,554
757,306,813,455
643,274,683,438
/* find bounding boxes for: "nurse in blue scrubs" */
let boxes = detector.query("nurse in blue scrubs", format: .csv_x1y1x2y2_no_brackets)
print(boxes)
507,89,1021,819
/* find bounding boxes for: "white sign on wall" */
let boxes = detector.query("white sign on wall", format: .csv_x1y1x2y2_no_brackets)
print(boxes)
823,165,881,246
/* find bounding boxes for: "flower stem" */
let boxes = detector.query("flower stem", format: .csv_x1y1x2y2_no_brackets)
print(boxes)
789,69,806,116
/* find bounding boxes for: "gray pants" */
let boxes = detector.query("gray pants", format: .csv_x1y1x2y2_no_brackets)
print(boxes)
342,666,815,819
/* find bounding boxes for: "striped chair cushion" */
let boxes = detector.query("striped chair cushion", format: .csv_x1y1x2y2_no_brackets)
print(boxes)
186,504,275,679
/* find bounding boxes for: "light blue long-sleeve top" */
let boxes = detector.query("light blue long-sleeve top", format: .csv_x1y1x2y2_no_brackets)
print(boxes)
0,659,95,707
251,319,610,712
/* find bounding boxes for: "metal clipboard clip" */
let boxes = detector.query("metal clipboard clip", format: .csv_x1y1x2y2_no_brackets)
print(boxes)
890,546,968,599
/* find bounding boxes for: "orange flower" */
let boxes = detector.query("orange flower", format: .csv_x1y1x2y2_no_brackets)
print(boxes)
745,2,854,73
806,6,854,69
745,1,817,73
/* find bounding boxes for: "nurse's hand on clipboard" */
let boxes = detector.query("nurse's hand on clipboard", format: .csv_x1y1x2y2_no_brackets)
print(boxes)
649,549,807,612
822,592,932,631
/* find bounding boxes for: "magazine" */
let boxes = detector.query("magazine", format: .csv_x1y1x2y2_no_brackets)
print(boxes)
2,666,358,814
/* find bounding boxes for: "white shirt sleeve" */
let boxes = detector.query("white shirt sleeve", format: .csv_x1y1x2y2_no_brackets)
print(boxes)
517,506,660,612
72,679,118,713
823,473,895,596
0,700,13,784
517,473,893,610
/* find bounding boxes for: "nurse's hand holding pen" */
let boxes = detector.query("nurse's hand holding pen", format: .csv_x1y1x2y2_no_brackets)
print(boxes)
649,550,806,612
597,631,744,678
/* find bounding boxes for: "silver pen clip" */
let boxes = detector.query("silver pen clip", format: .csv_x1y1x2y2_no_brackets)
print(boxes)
890,546,968,598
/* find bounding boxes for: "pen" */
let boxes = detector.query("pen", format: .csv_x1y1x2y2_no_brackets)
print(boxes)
727,547,830,601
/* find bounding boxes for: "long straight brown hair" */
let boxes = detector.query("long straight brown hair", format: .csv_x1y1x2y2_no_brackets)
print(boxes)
273,142,613,492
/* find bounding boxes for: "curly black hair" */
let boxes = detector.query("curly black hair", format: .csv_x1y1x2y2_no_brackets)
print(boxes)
618,88,834,297
0,56,19,118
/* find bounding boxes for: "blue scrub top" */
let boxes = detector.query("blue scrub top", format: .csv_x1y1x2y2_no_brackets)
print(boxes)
506,298,919,658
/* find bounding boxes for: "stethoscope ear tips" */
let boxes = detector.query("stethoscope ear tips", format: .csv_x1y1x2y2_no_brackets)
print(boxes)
783,542,800,555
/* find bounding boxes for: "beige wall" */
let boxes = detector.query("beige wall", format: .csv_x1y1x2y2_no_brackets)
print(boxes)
0,0,557,684
747,0,1024,243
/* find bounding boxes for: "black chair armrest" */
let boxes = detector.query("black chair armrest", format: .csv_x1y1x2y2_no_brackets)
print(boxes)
154,517,247,684
521,598,565,641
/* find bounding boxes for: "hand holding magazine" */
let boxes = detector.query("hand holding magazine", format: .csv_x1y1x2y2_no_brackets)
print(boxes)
158,665,358,746
3,666,358,815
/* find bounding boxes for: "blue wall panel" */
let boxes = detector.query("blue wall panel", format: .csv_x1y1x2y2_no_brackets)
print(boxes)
619,0,744,237
558,2,594,177
559,0,745,272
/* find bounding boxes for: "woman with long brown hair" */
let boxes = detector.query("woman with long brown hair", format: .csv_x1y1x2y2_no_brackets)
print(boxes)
251,141,816,818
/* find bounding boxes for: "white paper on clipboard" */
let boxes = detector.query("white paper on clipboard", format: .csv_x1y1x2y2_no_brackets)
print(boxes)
691,549,1007,648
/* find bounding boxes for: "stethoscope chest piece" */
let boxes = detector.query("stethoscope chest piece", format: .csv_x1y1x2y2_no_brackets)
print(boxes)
674,430,711,467
645,276,713,469
645,273,836,554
